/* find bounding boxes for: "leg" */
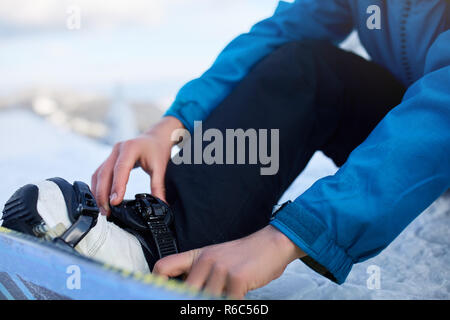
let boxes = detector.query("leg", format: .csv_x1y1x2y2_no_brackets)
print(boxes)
165,41,406,251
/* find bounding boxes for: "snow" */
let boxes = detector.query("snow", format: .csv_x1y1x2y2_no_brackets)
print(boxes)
1,109,449,300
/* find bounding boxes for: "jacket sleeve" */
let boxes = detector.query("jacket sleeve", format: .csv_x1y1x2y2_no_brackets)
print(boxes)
164,0,353,131
270,30,450,284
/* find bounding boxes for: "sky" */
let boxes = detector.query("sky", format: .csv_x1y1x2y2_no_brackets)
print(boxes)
0,0,283,105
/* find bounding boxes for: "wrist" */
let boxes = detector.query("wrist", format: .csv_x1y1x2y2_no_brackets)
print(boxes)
145,116,185,145
150,116,184,133
266,225,306,263
160,115,185,130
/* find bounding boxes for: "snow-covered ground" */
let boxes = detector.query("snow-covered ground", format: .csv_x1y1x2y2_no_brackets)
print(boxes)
0,109,448,299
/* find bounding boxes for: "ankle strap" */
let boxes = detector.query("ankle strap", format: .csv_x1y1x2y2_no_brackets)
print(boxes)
54,181,99,249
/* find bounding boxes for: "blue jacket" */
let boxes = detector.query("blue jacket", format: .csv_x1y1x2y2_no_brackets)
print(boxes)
164,0,450,283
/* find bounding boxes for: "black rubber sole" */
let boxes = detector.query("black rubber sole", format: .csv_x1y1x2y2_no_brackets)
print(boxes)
2,184,43,236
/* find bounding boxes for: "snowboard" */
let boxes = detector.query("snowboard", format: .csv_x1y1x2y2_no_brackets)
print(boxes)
0,226,202,300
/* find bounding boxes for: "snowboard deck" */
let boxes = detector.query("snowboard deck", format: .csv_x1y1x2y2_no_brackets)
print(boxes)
0,226,203,300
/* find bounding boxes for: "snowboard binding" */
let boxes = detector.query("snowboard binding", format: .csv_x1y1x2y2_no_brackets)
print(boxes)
108,193,179,269
1,178,178,272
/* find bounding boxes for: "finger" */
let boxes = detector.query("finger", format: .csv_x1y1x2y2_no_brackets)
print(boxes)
150,166,167,202
91,168,101,212
153,250,196,278
95,146,120,214
185,254,215,290
204,264,227,297
95,165,114,215
226,272,247,299
110,143,138,206
91,168,99,196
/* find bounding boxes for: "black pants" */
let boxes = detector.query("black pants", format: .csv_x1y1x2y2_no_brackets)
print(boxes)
165,41,406,252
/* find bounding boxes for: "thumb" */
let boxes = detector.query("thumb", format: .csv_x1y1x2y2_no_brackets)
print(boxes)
153,250,196,278
150,168,167,202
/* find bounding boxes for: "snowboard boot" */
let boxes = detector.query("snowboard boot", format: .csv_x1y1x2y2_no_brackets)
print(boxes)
1,178,178,274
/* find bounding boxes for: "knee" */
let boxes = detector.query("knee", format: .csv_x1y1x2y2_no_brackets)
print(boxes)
271,40,332,62
250,40,329,87
255,40,333,80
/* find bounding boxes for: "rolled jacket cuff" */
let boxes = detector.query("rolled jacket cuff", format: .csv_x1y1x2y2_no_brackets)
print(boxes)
164,100,209,133
270,201,354,284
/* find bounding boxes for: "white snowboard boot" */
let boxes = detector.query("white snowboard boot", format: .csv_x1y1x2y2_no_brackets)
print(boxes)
1,178,150,274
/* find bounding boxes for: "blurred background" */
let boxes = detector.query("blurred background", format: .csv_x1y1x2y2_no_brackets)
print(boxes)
0,0,284,142
0,0,365,143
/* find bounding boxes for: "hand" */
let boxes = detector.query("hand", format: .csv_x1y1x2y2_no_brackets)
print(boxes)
91,116,184,215
153,225,306,299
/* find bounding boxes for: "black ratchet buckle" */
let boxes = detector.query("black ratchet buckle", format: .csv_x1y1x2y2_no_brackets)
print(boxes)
109,193,179,262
